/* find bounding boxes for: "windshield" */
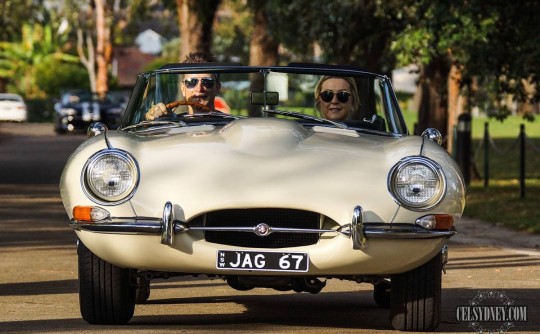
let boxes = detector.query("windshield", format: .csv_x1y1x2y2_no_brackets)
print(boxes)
121,66,408,135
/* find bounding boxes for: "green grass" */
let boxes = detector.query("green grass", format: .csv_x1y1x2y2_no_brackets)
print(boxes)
472,138,540,179
401,110,540,139
471,114,540,139
464,179,540,233
402,110,540,234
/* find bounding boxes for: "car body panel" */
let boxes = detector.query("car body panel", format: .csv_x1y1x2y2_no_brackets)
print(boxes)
74,229,445,275
54,90,124,133
0,93,27,122
61,119,463,275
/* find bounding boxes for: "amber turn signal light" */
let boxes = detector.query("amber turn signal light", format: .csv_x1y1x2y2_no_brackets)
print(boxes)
415,214,454,230
73,206,110,222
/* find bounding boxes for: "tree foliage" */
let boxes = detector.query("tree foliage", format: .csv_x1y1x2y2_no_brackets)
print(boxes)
213,0,252,64
0,23,78,98
34,58,90,96
262,0,410,73
0,0,46,42
392,1,540,122
2,0,540,129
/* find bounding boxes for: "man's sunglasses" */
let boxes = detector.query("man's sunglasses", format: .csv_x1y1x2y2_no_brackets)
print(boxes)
183,77,216,89
320,90,351,103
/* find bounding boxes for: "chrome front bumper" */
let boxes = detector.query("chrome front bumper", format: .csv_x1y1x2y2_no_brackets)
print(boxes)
70,203,456,250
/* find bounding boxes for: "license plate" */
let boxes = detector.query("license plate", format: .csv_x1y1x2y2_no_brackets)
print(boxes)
217,250,309,272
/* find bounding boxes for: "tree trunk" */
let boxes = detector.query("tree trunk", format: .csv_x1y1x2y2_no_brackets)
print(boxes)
248,0,279,117
177,0,221,61
95,0,110,97
77,29,97,93
446,63,462,154
416,57,451,149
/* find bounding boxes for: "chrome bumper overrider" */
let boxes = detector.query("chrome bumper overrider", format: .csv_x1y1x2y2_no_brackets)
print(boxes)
70,203,456,249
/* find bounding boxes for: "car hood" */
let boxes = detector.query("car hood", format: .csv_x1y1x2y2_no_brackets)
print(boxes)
63,118,462,225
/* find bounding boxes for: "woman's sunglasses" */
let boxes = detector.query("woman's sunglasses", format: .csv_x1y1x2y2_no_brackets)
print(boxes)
184,77,216,89
320,90,351,103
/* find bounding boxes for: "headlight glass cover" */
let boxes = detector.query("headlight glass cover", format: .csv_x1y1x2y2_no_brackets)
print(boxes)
388,156,445,210
83,149,139,204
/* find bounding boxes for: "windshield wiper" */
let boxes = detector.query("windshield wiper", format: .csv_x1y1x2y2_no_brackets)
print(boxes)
263,109,348,129
122,120,187,132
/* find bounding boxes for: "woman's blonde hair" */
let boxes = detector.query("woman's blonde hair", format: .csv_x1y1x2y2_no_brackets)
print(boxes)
314,76,360,119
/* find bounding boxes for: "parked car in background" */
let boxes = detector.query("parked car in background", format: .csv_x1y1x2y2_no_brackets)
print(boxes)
0,93,27,122
60,63,465,331
53,90,125,134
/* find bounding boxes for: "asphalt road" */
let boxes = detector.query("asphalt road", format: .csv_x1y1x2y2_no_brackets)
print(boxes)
0,123,539,334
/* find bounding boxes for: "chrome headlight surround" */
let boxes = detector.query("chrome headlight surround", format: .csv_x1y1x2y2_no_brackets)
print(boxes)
388,156,446,211
82,149,139,205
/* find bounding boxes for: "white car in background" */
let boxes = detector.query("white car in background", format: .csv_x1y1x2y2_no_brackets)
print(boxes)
0,93,27,122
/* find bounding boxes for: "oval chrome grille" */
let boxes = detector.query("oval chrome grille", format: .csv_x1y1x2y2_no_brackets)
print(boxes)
203,208,320,248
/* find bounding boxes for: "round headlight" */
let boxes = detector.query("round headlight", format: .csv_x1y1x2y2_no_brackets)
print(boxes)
83,149,139,204
388,156,445,210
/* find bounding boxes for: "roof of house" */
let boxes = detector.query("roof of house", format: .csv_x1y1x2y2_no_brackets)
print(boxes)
114,47,157,87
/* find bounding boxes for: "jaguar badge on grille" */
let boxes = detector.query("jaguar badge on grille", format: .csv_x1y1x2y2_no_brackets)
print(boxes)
254,223,271,237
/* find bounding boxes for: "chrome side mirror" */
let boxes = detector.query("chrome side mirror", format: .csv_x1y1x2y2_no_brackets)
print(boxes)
87,122,108,137
421,128,442,145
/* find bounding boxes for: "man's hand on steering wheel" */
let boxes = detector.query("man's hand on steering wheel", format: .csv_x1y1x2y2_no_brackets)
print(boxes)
145,103,168,120
145,100,212,120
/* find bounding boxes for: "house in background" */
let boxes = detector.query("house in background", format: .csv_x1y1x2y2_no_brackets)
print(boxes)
392,65,419,95
112,29,165,88
135,29,166,55
112,47,157,88
392,65,420,113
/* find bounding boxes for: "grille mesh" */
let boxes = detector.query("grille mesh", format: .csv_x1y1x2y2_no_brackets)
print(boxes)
203,208,320,248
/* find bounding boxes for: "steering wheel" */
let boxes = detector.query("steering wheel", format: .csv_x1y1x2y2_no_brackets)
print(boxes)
166,100,212,113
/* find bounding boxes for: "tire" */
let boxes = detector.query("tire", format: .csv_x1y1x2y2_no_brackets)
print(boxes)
78,241,135,325
135,276,151,304
390,251,442,332
373,279,391,308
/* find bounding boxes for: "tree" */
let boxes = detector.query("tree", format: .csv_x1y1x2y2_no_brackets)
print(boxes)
248,0,278,66
0,0,50,92
392,1,540,148
34,58,89,97
0,23,78,98
245,0,279,116
213,0,252,64
64,0,142,96
176,0,221,61
261,0,410,74
72,0,112,97
94,0,111,97
0,0,45,42
464,1,540,121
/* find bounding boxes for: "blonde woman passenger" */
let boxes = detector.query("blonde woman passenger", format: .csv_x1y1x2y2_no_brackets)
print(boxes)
314,76,359,121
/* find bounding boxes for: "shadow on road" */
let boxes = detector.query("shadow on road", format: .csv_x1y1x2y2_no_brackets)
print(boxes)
0,279,78,296
0,184,74,248
0,285,537,333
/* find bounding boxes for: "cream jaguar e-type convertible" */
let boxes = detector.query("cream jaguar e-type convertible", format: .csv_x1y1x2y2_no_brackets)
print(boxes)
60,63,465,331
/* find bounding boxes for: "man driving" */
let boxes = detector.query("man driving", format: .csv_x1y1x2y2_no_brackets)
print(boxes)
145,52,223,120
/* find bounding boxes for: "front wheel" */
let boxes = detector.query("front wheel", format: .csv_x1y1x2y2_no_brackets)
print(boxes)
78,241,135,325
390,251,442,331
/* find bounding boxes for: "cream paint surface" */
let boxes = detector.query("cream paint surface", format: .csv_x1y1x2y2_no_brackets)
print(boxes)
61,118,464,275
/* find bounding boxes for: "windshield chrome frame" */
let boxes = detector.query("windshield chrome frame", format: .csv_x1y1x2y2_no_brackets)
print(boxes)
120,64,409,135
